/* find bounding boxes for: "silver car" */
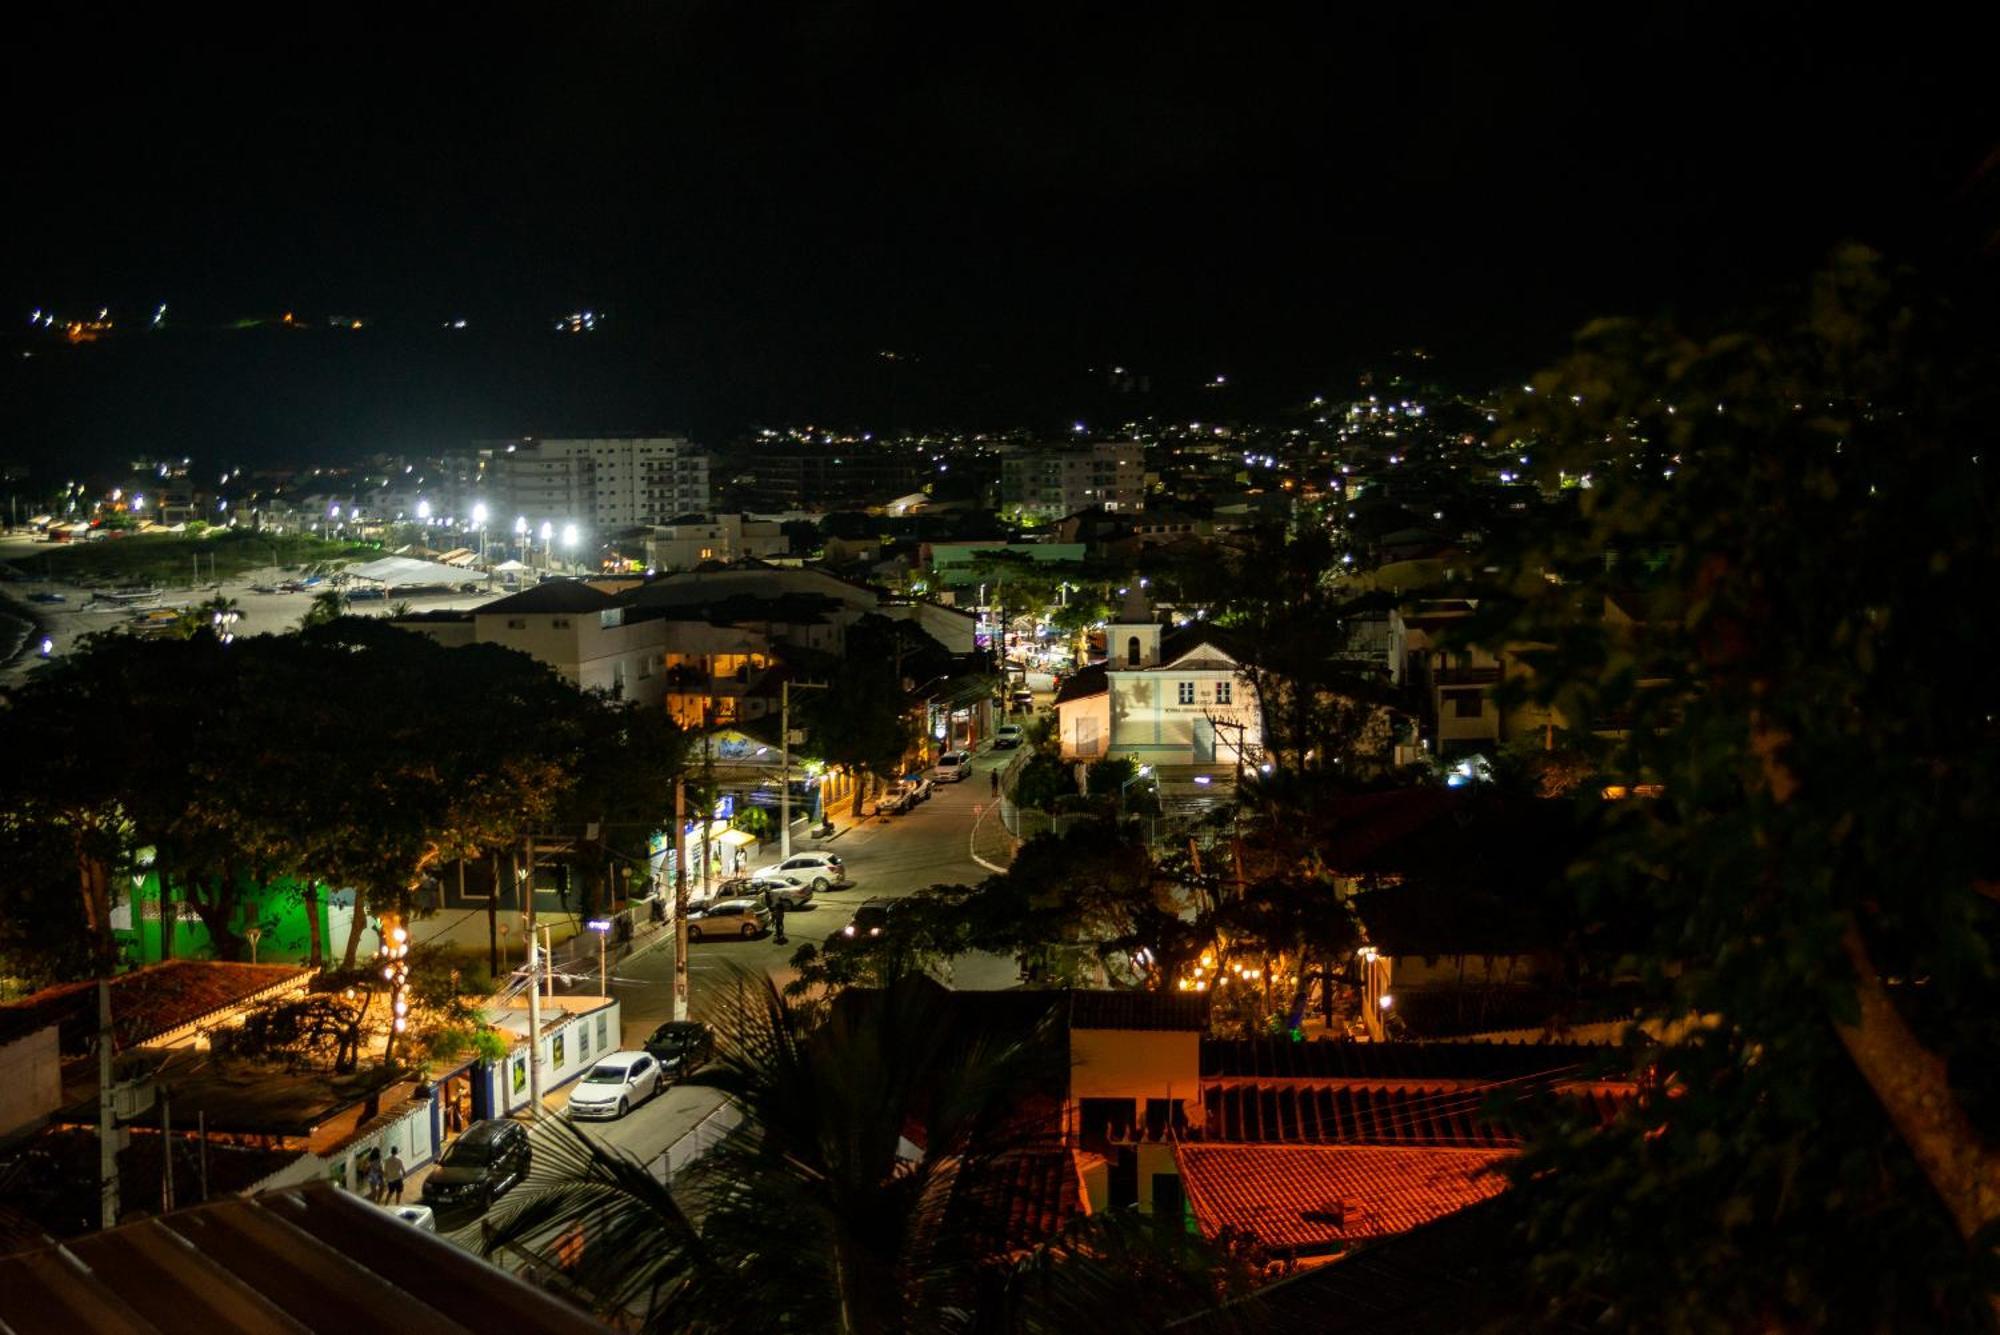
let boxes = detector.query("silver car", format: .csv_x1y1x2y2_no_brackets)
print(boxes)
566,1051,666,1120
686,897,773,940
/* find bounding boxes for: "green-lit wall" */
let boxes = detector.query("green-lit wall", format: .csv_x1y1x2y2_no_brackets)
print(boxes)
116,872,336,964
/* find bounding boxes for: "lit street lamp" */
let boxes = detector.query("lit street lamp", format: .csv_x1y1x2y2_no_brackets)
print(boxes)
538,520,554,572
1118,763,1154,822
561,523,579,572
587,918,612,992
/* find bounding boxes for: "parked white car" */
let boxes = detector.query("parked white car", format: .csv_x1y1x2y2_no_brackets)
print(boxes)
751,852,846,890
566,1051,667,1121
933,750,972,782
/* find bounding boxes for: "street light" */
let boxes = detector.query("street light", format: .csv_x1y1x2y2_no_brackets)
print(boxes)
471,502,489,564
561,523,579,572
539,520,554,573
587,918,612,994
1118,763,1154,822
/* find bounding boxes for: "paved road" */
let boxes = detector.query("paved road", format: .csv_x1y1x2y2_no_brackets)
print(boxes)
606,745,1025,1043
427,745,1027,1259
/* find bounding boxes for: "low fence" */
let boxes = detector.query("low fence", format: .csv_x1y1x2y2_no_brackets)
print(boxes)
646,1097,746,1184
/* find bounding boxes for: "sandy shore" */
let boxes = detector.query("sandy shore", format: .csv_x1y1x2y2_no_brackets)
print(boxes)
0,536,504,687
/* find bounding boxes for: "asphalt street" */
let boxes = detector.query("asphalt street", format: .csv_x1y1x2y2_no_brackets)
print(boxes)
610,744,1024,1044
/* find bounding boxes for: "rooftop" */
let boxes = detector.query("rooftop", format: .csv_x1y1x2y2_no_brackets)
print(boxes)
0,1183,609,1334
1175,1143,1512,1254
0,961,313,1054
475,579,622,615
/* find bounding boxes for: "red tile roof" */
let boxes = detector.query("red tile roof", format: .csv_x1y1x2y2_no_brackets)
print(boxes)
1200,1038,1610,1083
0,961,314,1053
1198,1081,1633,1147
941,1148,1084,1259
1068,990,1209,1032
1175,1144,1512,1254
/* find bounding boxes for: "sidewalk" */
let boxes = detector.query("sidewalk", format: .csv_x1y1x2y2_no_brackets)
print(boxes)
969,799,1019,873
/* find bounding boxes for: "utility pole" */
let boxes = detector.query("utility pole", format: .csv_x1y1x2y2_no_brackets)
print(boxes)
160,1087,173,1213
98,978,119,1230
780,679,829,859
673,779,690,1022
523,834,542,1118
699,708,715,902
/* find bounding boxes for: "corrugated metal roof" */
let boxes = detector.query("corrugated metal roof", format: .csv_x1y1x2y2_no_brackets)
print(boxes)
0,1183,609,1334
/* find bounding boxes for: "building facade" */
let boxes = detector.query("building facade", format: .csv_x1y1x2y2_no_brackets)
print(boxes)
497,437,711,530
1054,593,1262,769
1000,442,1144,521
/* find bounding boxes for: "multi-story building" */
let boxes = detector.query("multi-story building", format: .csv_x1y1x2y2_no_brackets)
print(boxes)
645,514,790,571
999,442,1144,521
495,437,711,531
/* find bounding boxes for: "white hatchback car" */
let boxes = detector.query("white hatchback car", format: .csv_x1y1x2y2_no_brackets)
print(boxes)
751,852,847,890
933,751,972,782
566,1050,666,1121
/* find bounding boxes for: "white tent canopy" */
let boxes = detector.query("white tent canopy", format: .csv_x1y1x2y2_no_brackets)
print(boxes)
346,555,476,587
491,559,533,574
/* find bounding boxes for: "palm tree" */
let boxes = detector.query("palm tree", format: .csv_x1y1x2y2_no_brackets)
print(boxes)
486,970,1228,1331
297,587,348,629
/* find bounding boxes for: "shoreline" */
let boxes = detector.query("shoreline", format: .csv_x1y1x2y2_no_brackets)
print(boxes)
0,589,53,676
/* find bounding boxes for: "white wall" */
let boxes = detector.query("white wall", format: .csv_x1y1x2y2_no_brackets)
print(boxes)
0,1026,62,1139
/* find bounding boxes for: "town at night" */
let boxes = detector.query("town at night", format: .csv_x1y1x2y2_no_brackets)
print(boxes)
1,6,1995,1332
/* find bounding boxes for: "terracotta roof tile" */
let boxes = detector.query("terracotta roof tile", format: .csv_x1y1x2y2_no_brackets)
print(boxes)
1200,1038,1611,1083
1175,1144,1511,1255
1069,990,1209,1032
941,1148,1083,1259
0,961,313,1053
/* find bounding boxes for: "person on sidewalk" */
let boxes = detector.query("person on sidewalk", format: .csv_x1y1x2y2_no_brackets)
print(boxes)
990,770,1000,798
770,895,788,945
383,1147,407,1203
362,1149,385,1203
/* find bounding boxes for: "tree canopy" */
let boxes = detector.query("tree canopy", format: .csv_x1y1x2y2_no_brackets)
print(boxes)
0,618,689,982
1471,247,2000,1327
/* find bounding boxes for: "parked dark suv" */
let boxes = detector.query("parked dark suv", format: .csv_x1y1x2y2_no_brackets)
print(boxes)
420,1118,532,1222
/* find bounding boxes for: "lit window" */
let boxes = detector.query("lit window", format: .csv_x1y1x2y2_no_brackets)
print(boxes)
1215,681,1232,704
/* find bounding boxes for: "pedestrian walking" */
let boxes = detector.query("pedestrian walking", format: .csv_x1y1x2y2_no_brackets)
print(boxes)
362,1149,385,1202
990,769,1000,798
383,1147,407,1203
770,896,788,945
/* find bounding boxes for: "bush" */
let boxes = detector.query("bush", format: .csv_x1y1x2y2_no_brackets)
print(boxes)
732,806,776,842
1014,753,1078,812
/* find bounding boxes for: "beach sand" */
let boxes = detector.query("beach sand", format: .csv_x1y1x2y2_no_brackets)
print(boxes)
0,536,503,685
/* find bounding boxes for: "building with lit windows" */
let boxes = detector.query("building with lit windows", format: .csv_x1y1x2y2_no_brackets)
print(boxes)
999,442,1144,521
496,436,711,529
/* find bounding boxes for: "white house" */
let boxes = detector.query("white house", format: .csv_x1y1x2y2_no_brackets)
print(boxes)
1054,591,1262,769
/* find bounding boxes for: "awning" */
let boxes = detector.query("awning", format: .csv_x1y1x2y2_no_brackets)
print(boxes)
716,829,759,848
346,555,473,586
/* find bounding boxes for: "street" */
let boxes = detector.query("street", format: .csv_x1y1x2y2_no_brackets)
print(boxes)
427,743,1025,1259
610,744,1023,1045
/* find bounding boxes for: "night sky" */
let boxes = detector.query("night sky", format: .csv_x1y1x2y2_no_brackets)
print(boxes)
4,3,1991,470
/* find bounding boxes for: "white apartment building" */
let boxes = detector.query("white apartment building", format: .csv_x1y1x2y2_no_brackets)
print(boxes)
645,514,789,571
498,437,711,530
1000,442,1144,521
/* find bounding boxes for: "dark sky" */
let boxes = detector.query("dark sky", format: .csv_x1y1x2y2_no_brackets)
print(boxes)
4,3,1993,470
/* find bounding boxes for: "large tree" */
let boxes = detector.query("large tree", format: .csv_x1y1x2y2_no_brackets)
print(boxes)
1475,248,2000,1327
